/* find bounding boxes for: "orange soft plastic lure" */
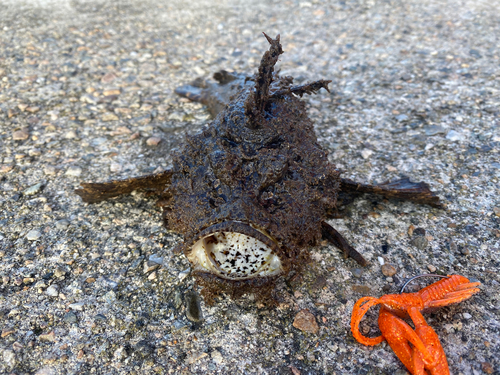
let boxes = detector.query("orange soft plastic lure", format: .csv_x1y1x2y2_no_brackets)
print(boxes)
351,275,480,375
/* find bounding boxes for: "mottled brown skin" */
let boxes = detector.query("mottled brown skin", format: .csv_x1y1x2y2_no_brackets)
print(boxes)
76,34,442,304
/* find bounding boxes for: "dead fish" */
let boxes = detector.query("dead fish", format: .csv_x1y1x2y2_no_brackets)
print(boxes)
76,34,441,304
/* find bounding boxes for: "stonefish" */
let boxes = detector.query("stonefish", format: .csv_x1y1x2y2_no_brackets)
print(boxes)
76,34,441,303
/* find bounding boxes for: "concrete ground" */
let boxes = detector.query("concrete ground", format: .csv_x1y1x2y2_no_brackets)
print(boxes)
0,0,499,374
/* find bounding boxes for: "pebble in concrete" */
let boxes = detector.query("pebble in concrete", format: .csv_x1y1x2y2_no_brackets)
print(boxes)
26,230,42,241
293,309,319,334
65,166,82,177
23,182,43,195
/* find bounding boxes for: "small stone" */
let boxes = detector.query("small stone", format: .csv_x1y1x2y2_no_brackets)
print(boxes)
103,89,120,96
55,219,70,230
186,351,208,365
178,268,190,281
69,302,84,311
492,207,500,217
23,182,43,196
34,280,47,289
26,106,40,113
411,236,428,250
65,166,82,177
102,113,119,122
113,346,127,361
94,314,107,322
1,165,14,173
114,108,132,116
63,312,78,324
147,271,157,280
46,285,59,297
64,130,77,139
460,247,470,255
413,227,426,236
12,341,23,352
377,256,385,265
101,72,117,83
172,320,186,331
446,130,465,142
143,260,160,273
1,327,15,338
427,265,437,272
54,267,66,278
211,349,223,364
424,125,446,136
351,284,372,295
80,94,98,104
39,331,56,342
481,362,494,374
292,309,319,334
395,114,409,122
44,166,56,175
104,290,116,304
185,291,203,322
463,312,472,320
386,165,397,172
29,148,41,156
464,224,478,235
3,349,16,369
110,162,122,173
351,268,363,278
448,240,457,252
146,136,162,146
26,229,42,241
149,253,164,264
469,49,482,58
134,340,154,358
381,264,397,277
35,367,56,375
91,137,107,146
361,149,373,159
110,126,132,136
173,290,183,309
13,129,29,140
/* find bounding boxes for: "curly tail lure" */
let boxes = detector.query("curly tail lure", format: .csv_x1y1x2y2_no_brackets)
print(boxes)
350,274,481,375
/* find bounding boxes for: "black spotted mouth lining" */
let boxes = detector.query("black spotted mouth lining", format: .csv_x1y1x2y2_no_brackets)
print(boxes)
187,221,284,280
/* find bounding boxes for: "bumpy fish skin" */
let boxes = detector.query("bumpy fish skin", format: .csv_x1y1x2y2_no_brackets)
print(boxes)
167,81,340,302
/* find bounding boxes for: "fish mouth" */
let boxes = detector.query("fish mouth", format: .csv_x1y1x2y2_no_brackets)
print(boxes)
187,221,284,281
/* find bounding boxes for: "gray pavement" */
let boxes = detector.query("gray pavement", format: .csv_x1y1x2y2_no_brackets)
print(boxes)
0,0,499,374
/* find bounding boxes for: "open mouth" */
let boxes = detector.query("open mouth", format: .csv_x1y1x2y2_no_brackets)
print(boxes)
187,221,284,280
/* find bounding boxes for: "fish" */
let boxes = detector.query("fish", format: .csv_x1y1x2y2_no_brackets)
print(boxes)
76,33,441,304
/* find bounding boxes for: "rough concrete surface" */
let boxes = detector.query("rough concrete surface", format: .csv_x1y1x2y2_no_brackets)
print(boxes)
0,0,499,374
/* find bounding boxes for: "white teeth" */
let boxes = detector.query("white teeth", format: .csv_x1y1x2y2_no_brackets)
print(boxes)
188,230,283,280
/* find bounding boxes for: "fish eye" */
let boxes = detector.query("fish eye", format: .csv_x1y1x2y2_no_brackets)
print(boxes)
187,221,284,280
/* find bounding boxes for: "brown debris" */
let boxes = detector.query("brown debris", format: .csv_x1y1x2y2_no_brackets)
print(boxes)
381,264,397,277
39,331,56,342
293,309,319,334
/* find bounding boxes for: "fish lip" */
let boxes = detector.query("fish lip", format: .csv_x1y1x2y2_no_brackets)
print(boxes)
186,220,287,281
198,221,279,250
